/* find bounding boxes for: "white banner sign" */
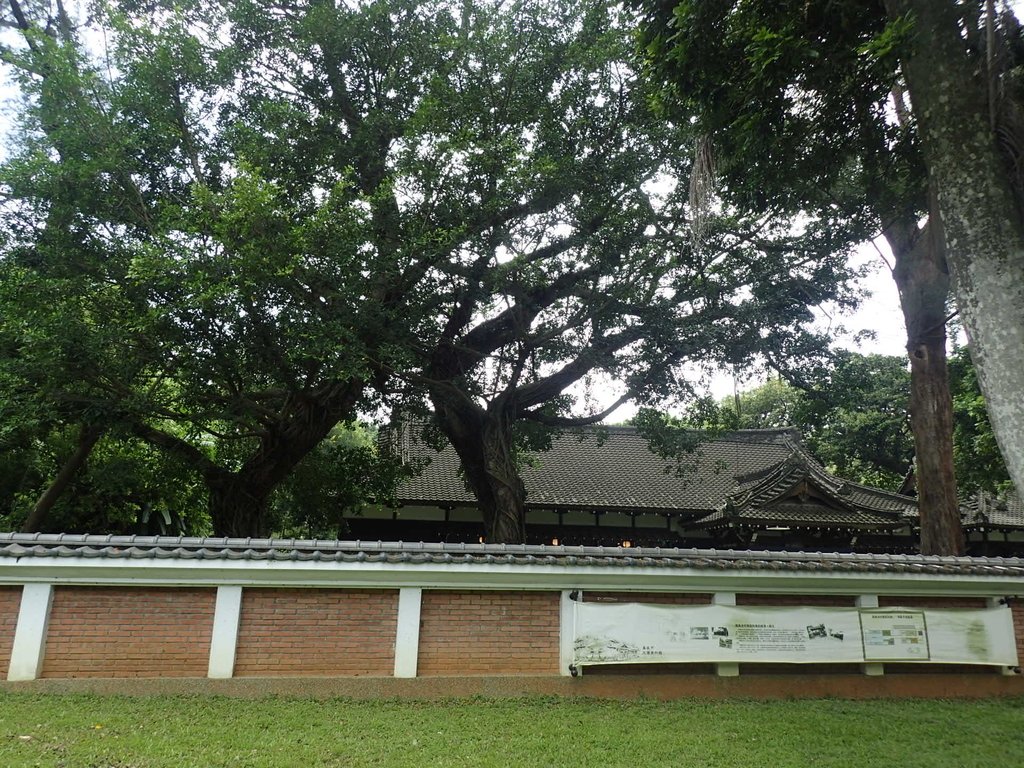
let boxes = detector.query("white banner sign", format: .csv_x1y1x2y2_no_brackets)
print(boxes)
572,602,1019,667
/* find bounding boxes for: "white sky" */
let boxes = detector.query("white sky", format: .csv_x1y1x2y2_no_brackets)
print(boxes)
841,239,909,358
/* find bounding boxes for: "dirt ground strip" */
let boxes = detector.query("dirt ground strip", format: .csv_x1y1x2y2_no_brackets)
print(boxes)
2,673,1023,700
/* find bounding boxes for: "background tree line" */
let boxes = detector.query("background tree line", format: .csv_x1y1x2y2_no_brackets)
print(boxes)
662,348,1010,497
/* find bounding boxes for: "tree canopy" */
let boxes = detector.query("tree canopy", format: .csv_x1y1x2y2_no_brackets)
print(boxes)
0,0,864,541
672,350,1010,499
631,0,1011,553
881,0,1024,505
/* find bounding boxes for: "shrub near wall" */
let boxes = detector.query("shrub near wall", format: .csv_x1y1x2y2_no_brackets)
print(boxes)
41,587,216,679
0,586,20,678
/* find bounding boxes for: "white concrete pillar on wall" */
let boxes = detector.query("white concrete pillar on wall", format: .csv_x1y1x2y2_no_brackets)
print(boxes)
712,592,739,677
207,585,243,679
8,583,54,681
855,594,884,676
987,597,1020,676
393,587,422,678
559,590,578,677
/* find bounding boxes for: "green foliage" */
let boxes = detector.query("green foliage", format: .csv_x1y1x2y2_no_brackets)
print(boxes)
270,422,409,539
631,406,723,478
0,0,864,535
631,1,945,414
626,0,931,493
667,350,1011,495
948,348,1013,494
798,352,914,488
638,0,920,229
667,354,913,489
634,355,913,489
0,430,208,535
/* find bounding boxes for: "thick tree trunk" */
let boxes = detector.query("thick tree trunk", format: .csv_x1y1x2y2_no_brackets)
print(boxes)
431,394,528,544
885,208,965,555
907,334,964,554
21,424,103,533
887,0,1024,499
207,476,273,538
136,381,364,538
203,382,365,537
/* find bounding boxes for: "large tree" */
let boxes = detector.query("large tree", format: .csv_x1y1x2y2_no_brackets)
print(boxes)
1,0,858,540
881,0,1024,507
398,3,859,542
1,0,379,535
635,0,967,553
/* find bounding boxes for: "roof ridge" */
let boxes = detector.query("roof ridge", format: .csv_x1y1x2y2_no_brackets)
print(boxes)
837,478,918,504
402,418,799,439
1,532,1021,569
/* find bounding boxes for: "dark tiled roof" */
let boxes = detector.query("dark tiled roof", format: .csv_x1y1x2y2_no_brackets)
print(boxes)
696,502,909,530
692,447,918,531
1,533,1022,577
396,425,920,530
397,426,797,514
730,445,916,516
962,490,1024,529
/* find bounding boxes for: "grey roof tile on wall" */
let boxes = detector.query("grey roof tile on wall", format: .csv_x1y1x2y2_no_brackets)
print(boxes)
1,532,1022,576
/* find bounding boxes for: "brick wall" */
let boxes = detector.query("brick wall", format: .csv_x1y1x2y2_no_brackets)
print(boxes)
4,581,1017,684
1013,603,1024,666
879,596,989,608
234,588,398,677
0,586,21,678
583,592,712,605
737,594,856,607
41,587,215,678
418,590,560,676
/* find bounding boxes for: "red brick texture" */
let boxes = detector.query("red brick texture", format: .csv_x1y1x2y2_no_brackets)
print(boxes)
879,596,989,609
233,588,398,677
737,594,856,607
0,586,22,678
417,590,560,676
41,587,215,679
1013,604,1024,667
583,592,712,605
6,584,1017,684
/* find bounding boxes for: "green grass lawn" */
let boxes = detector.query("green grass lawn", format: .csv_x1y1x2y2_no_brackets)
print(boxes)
0,693,1022,767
